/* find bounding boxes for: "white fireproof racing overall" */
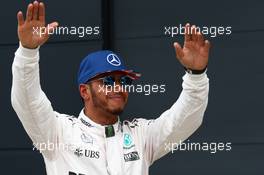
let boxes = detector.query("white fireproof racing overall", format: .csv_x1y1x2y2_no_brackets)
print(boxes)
11,44,209,175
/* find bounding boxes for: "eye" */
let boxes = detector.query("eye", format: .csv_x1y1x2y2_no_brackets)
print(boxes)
121,76,133,85
103,76,115,86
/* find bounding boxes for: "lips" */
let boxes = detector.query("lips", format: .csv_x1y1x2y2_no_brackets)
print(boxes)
107,94,125,101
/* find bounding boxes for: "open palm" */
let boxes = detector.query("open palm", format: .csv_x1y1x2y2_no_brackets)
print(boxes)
174,24,210,70
17,1,58,49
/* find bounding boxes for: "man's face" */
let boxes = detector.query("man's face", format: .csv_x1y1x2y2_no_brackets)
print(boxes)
86,72,130,116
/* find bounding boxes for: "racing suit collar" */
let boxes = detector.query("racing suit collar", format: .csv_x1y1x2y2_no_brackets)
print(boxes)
78,109,123,134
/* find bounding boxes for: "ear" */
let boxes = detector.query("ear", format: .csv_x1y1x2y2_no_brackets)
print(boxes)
79,84,91,101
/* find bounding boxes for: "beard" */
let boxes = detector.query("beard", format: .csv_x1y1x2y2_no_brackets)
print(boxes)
90,86,126,116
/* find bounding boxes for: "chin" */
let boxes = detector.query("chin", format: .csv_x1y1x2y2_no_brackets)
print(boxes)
106,98,127,115
109,108,124,116
108,99,126,109
107,104,125,115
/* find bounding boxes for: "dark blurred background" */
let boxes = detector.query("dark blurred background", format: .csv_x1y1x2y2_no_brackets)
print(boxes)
0,0,263,174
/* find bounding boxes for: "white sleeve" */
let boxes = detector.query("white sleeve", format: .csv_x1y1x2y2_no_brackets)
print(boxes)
11,43,59,160
144,72,209,165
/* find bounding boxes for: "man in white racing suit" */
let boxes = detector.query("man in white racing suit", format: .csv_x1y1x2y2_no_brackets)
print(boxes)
11,1,210,175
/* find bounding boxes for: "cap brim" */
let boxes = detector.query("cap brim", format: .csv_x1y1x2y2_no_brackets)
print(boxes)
119,70,141,80
88,69,141,82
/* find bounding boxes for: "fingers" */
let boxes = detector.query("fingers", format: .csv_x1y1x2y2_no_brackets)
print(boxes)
17,11,25,26
184,23,202,43
204,40,211,53
184,23,191,42
197,32,204,46
26,3,33,22
191,25,198,42
174,42,184,60
33,1,39,20
25,1,44,22
178,23,210,52
39,2,45,22
184,23,208,46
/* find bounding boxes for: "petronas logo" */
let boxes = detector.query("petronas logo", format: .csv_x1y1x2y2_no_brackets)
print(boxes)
124,134,133,147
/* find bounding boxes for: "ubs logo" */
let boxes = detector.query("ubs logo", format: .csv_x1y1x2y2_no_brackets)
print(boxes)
74,148,100,159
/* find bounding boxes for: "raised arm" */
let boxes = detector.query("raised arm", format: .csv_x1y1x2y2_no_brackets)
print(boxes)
11,1,59,160
144,23,210,164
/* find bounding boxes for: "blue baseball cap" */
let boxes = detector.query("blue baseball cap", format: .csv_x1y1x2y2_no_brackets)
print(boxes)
78,50,141,85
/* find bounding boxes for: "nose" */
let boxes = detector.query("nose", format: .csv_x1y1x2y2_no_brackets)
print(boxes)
113,82,123,92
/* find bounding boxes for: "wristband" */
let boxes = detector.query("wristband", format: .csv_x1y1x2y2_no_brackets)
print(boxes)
184,66,207,74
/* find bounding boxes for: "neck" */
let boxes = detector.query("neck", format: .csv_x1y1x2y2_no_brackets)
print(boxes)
84,105,118,125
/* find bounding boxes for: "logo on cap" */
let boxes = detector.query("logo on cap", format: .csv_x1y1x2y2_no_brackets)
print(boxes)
107,54,121,66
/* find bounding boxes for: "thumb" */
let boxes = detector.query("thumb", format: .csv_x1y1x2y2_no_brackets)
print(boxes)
47,22,59,34
174,42,184,61
43,22,59,38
